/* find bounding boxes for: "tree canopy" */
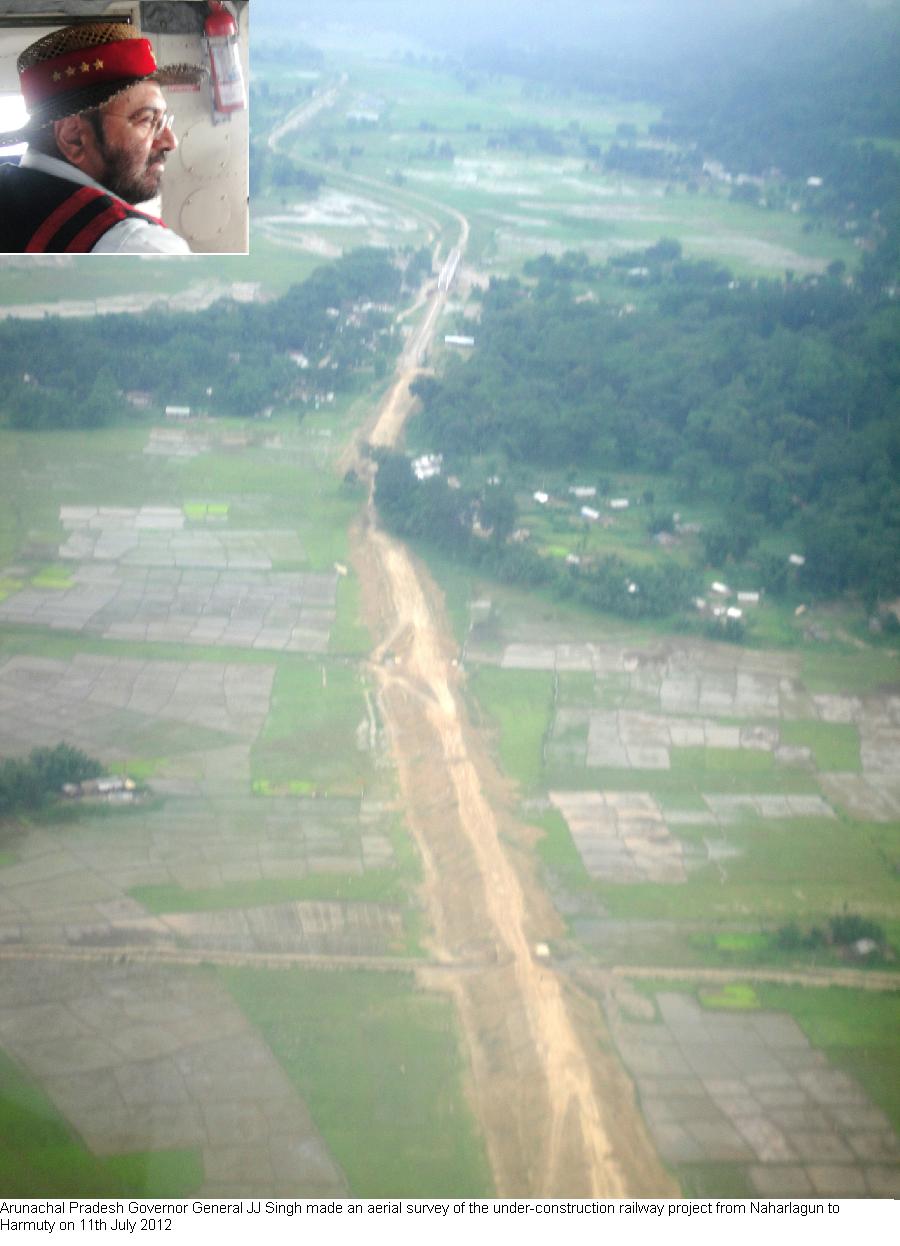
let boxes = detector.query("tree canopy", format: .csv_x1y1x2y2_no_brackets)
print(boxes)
412,249,900,602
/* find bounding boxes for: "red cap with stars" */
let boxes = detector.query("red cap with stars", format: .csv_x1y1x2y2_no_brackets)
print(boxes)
3,21,204,142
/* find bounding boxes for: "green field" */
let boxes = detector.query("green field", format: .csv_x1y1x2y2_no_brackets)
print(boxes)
129,869,409,916
468,666,553,790
0,1051,202,1198
251,659,372,794
278,55,856,279
757,984,900,1133
220,968,492,1197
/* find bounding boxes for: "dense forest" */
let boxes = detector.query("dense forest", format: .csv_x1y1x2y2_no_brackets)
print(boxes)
408,243,900,605
0,247,411,427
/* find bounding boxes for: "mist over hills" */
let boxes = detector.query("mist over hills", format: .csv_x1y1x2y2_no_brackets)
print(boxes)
256,0,893,60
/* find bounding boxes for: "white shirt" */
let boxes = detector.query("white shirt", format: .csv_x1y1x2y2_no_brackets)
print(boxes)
18,150,191,255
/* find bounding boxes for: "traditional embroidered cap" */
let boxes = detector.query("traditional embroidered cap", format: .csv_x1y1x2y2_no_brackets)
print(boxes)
2,22,205,143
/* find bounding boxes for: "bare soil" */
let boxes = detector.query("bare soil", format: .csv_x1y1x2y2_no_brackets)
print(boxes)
349,313,675,1191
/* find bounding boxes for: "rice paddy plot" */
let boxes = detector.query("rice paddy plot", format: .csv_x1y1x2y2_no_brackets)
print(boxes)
0,564,337,654
0,958,344,1198
220,967,492,1197
604,986,900,1198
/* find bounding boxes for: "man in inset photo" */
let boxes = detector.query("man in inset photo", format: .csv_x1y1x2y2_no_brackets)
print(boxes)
0,21,203,253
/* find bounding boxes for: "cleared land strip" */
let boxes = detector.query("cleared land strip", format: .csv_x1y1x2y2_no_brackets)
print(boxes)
5,947,890,992
326,168,674,1194
0,944,493,973
605,964,900,993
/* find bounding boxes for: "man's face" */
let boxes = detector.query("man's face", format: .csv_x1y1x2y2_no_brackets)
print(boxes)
91,82,176,204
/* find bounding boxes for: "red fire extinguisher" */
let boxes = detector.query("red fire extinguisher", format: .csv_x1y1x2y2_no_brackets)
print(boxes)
204,1,246,115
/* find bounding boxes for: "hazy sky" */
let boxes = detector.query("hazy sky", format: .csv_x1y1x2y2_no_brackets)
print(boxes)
256,0,854,56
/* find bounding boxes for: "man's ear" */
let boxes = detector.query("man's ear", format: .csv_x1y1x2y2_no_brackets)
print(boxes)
54,115,93,167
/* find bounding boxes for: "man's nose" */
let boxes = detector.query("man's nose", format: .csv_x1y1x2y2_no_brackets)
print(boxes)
154,121,177,152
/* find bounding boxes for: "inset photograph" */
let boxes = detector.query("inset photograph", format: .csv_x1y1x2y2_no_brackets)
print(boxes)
0,1,248,253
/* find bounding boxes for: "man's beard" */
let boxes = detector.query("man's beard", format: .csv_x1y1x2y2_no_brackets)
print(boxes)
98,141,166,205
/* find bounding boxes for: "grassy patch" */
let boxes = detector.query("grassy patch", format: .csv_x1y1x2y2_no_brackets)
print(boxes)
675,1162,754,1199
468,666,553,790
329,574,371,655
801,648,900,694
531,807,590,888
671,747,775,779
0,623,281,670
219,968,491,1196
406,543,477,649
699,982,760,1010
251,659,372,794
30,564,74,590
598,811,897,925
0,1050,202,1197
130,871,409,915
754,985,900,1133
546,761,819,798
712,931,769,954
780,720,861,771
557,671,598,705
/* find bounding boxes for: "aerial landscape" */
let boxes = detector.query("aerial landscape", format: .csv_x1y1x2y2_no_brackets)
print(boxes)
0,0,898,1205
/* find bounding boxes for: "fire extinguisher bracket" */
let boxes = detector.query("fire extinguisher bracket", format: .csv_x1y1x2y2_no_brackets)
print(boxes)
204,0,246,121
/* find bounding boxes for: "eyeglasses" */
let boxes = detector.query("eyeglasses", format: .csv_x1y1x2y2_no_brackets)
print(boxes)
102,108,175,138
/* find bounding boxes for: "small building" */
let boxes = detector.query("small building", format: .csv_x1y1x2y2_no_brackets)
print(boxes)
789,553,806,567
570,485,597,499
609,498,629,510
737,591,761,605
533,491,549,505
165,404,191,420
580,506,600,521
444,334,475,347
710,581,731,596
412,453,443,481
726,606,744,620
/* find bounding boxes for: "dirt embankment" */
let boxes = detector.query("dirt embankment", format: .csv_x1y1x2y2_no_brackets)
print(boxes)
349,306,674,1192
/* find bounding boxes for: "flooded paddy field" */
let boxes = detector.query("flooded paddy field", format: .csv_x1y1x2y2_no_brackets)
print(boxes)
285,59,856,278
0,414,485,1198
429,566,900,1197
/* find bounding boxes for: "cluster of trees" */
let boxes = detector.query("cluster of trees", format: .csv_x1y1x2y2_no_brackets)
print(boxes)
0,248,404,428
604,142,701,181
0,744,102,818
414,138,456,162
411,244,900,604
250,145,322,197
373,448,697,621
776,913,887,955
486,124,567,157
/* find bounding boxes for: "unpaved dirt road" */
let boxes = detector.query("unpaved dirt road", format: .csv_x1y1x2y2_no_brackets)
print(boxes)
352,225,673,1196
